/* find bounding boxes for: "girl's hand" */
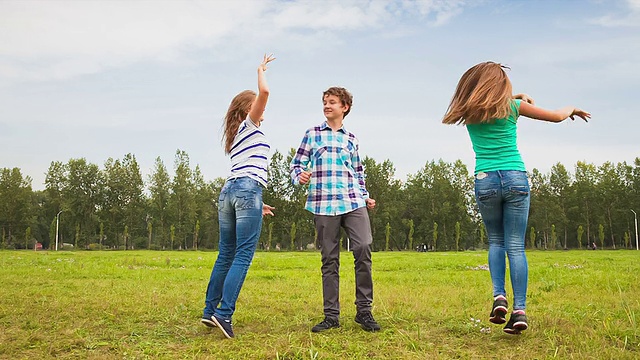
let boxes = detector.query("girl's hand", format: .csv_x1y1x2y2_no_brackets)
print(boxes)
262,203,275,217
259,54,276,72
569,108,591,122
514,93,535,105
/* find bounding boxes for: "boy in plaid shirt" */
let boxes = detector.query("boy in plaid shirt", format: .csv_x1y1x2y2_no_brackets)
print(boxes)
290,87,380,333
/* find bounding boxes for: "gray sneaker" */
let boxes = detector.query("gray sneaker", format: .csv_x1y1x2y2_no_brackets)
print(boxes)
355,311,381,332
311,317,340,333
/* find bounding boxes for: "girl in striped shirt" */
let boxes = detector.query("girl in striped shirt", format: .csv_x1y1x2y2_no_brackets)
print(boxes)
202,54,276,339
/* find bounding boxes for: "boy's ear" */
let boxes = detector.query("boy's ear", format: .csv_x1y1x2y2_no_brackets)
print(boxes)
342,104,350,114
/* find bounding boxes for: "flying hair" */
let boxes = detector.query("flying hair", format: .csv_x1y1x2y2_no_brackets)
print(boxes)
442,62,514,125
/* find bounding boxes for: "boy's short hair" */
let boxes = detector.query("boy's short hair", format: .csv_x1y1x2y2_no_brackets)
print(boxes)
323,87,353,118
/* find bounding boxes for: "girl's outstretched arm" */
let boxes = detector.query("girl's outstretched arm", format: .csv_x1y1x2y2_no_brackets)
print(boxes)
520,101,591,123
248,54,276,124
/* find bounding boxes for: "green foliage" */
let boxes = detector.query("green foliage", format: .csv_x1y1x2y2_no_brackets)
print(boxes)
529,226,536,249
599,224,605,249
3,152,640,252
432,222,438,251
385,222,390,251
407,219,414,250
290,222,296,250
577,225,584,249
454,221,461,251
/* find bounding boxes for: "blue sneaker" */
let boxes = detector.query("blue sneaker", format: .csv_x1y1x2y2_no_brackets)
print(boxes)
201,315,217,328
211,313,234,339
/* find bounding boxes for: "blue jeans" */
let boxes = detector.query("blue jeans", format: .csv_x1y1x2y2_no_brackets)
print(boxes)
474,170,529,310
204,177,263,320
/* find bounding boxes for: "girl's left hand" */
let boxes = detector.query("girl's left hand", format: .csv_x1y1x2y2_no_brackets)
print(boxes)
262,203,275,216
570,108,591,122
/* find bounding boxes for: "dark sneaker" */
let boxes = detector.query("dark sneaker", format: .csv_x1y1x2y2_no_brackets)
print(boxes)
311,317,340,333
503,312,528,335
201,315,217,328
355,311,381,332
489,296,508,324
211,313,234,339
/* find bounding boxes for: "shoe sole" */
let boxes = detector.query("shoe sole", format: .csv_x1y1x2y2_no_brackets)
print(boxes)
489,306,508,324
201,318,217,328
355,319,380,332
311,326,339,333
504,322,528,335
211,316,233,339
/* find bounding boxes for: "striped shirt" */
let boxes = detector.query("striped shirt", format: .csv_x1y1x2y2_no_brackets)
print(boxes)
290,121,369,215
228,118,270,187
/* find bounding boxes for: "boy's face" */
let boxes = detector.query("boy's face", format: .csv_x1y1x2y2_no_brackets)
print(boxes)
323,94,349,121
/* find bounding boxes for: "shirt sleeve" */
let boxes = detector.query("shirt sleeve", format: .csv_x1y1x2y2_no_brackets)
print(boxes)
351,139,369,200
290,130,312,185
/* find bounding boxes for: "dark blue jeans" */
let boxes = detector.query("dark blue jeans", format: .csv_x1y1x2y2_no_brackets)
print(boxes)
204,177,263,320
475,170,529,310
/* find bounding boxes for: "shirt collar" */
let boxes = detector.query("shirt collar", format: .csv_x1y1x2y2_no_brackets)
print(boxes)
320,121,347,133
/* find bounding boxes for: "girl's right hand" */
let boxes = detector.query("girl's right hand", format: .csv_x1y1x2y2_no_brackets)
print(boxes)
259,54,276,72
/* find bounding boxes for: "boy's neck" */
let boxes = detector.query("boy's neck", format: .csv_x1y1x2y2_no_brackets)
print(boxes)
326,118,344,131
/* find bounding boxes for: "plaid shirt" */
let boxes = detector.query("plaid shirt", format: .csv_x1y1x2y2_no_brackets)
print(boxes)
290,121,369,215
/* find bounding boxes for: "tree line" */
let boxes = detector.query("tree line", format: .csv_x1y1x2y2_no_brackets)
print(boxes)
1,149,639,251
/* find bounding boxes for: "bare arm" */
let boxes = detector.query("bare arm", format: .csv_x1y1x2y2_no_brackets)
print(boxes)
248,54,276,124
519,101,591,123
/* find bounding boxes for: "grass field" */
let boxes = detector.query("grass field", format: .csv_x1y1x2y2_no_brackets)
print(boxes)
1,249,638,359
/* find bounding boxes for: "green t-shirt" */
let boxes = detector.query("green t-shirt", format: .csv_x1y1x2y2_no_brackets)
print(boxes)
466,99,525,174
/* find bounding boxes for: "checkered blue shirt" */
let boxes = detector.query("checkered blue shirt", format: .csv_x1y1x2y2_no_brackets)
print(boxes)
290,121,369,215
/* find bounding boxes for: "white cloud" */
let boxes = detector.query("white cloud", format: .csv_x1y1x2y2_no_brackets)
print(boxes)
589,0,640,27
0,0,464,82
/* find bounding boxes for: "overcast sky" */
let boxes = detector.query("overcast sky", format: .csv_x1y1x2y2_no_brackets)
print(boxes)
1,0,639,191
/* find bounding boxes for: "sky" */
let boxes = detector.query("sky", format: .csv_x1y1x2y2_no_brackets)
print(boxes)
1,0,639,191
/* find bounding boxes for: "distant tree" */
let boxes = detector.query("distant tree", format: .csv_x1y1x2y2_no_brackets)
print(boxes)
529,226,536,249
432,222,438,251
598,224,605,249
455,221,461,251
385,223,390,251
577,225,584,249
290,222,297,250
407,219,414,251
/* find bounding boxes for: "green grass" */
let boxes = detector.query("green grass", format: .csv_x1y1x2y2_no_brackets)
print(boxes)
1,250,638,359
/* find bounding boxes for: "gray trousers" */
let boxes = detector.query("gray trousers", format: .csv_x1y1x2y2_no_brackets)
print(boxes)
314,207,374,319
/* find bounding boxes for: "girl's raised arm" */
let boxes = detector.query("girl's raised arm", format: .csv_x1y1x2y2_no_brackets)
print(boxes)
248,54,276,124
519,101,590,123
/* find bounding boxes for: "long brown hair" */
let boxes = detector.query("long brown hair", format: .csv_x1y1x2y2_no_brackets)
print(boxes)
442,62,513,125
223,90,256,154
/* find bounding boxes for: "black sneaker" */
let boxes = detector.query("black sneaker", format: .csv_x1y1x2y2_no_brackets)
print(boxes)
503,312,528,335
201,315,217,328
489,296,508,324
211,313,234,339
311,317,340,333
355,311,381,332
